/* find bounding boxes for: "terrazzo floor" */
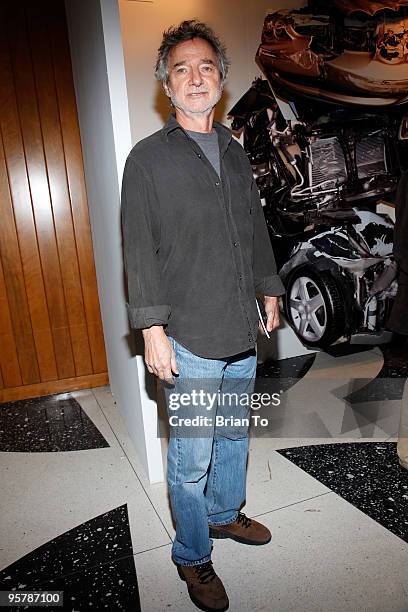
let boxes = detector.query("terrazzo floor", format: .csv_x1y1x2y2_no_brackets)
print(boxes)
1,343,408,611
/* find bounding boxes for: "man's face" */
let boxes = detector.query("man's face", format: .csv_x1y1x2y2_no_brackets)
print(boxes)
164,38,223,117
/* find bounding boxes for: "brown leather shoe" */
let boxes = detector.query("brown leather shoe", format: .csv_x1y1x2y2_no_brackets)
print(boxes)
209,512,271,545
177,561,229,612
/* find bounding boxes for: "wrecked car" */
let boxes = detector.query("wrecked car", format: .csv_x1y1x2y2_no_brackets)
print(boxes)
229,0,408,348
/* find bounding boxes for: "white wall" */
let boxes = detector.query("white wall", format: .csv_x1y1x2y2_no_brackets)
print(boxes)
118,0,304,143
65,0,164,483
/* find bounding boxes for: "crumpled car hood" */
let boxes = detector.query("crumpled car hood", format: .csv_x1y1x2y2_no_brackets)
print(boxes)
336,0,408,15
257,2,408,106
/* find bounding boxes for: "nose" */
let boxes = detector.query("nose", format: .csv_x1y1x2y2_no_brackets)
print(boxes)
189,66,203,87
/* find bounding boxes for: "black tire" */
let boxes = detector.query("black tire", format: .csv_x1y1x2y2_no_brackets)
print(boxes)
284,266,346,348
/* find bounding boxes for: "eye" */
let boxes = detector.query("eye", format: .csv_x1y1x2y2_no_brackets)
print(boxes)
201,65,214,72
175,67,187,74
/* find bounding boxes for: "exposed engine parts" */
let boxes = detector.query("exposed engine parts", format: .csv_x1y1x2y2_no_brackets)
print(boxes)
228,1,408,348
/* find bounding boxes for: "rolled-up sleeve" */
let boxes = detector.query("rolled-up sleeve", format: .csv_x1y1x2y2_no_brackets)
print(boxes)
121,156,171,329
251,180,285,296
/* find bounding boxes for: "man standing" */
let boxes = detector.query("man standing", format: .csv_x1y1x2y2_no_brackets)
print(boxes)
121,20,285,611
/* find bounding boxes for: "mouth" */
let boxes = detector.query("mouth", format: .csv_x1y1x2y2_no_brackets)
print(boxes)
188,91,208,97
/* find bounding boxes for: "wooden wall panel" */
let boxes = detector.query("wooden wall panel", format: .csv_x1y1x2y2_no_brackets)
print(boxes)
49,2,108,374
0,7,74,382
0,0,108,402
26,4,93,377
5,6,65,382
0,255,22,388
0,128,40,385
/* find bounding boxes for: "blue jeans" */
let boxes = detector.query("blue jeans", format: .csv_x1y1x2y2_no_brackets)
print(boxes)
163,337,257,566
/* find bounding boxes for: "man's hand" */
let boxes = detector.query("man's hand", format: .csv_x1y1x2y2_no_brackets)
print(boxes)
142,326,178,383
263,296,280,334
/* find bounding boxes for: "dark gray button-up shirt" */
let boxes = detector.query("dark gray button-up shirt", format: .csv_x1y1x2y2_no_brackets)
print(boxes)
121,114,285,358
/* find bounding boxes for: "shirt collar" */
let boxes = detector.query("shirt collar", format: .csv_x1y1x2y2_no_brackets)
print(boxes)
162,114,232,156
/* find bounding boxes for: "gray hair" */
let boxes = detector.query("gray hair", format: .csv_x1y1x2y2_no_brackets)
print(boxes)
155,20,230,84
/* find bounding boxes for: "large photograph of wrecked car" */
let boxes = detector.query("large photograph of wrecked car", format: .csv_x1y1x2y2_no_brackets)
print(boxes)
229,0,408,348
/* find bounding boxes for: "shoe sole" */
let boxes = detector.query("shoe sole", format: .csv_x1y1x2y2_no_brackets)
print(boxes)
177,566,229,612
209,527,271,546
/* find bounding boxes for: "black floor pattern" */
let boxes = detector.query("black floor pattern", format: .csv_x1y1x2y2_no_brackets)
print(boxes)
0,505,140,611
345,341,408,404
278,442,408,543
324,342,375,358
256,353,316,394
0,394,109,452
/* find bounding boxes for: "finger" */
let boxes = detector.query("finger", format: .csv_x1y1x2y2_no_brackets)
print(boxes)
274,304,281,327
151,365,160,378
155,368,164,381
145,362,154,374
171,352,179,375
267,309,279,332
163,368,175,385
270,309,279,331
158,367,173,382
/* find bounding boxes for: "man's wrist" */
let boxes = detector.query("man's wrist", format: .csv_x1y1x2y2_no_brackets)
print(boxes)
262,295,279,303
142,325,165,338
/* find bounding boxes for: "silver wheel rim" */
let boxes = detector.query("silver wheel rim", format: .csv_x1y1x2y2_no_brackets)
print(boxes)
289,276,327,342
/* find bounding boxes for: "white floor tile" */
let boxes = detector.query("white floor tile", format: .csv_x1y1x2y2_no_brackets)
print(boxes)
245,442,330,517
135,544,192,612
212,493,408,612
2,336,405,612
307,349,383,377
135,493,408,612
0,391,171,571
91,387,150,485
91,386,176,538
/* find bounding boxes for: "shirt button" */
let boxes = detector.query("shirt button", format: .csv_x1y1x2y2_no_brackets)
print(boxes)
233,241,238,247
215,181,220,186
197,153,202,158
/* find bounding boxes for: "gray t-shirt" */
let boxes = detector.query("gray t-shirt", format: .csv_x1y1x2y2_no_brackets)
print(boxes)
186,129,220,177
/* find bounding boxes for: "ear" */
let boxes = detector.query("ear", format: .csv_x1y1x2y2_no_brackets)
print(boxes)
163,82,171,98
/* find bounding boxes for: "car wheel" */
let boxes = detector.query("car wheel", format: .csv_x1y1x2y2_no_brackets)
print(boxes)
284,267,346,348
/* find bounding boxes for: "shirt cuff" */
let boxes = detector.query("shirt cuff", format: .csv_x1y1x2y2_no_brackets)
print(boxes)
254,274,286,296
126,304,171,329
